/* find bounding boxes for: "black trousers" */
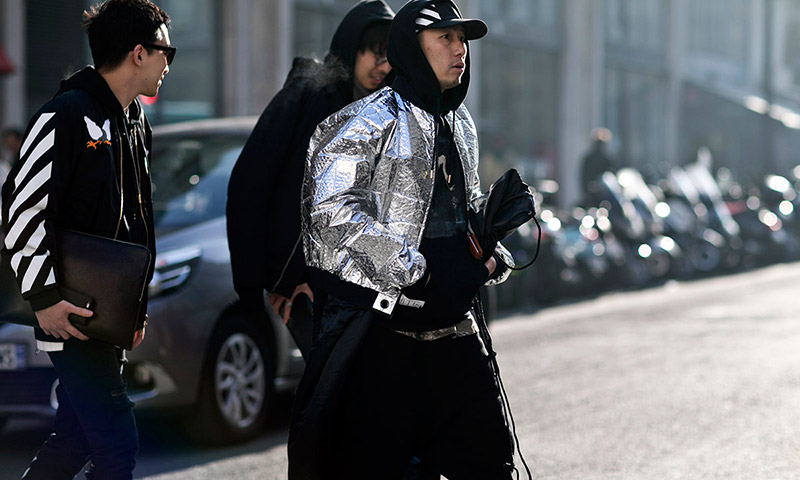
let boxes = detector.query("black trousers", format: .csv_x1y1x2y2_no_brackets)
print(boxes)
332,321,514,480
21,339,138,480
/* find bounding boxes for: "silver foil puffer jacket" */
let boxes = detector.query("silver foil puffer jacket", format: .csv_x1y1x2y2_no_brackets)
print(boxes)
302,87,513,315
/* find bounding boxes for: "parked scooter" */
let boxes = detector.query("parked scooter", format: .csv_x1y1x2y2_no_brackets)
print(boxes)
616,168,689,279
668,165,743,270
656,175,724,275
761,173,800,238
595,170,678,286
718,169,800,265
499,181,569,306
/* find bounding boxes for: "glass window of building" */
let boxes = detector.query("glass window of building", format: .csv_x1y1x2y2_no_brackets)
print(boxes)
140,0,219,124
478,44,559,183
23,0,219,125
293,0,350,59
481,0,557,27
476,0,561,184
684,0,750,86
605,68,668,179
480,0,559,47
603,0,670,178
25,0,88,119
605,0,666,63
293,0,406,58
775,0,800,101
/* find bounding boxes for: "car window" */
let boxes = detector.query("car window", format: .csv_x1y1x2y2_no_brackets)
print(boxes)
150,133,246,233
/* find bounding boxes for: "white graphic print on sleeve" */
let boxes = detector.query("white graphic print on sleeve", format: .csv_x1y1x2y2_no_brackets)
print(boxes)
4,112,57,294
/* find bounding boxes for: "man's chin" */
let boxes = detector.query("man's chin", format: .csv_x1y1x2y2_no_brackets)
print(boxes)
361,81,385,93
441,79,462,92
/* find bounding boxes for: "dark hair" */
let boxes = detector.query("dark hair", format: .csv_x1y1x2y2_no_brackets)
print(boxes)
83,0,171,71
358,22,391,55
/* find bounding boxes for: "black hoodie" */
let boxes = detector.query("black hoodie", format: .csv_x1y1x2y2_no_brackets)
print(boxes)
383,0,490,329
328,0,396,97
226,1,394,307
1,66,155,339
388,0,473,116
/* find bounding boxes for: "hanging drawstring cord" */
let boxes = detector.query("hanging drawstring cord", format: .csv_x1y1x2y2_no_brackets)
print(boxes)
509,214,542,271
473,291,533,480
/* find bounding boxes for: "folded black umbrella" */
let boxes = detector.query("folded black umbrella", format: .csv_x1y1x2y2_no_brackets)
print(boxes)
468,168,536,263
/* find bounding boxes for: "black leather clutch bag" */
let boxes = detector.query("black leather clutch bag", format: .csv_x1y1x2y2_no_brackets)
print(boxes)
0,230,151,349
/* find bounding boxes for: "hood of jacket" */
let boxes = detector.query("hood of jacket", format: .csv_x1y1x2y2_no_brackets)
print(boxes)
387,0,473,116
327,1,395,74
56,66,138,120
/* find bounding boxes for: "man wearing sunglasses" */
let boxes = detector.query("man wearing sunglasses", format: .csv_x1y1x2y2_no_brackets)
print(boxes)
1,1,173,478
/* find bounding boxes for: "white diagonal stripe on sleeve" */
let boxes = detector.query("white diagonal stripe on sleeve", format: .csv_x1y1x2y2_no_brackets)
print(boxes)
45,268,56,286
21,254,47,294
4,195,48,249
20,113,55,159
9,162,51,220
10,252,22,273
19,221,47,257
420,8,440,19
15,129,55,189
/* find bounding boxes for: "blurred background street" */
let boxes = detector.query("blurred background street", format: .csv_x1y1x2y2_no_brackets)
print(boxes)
3,260,800,479
4,0,800,204
3,1,800,479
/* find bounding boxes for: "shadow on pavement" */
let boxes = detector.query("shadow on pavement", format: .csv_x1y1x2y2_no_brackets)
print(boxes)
0,392,296,480
132,392,295,478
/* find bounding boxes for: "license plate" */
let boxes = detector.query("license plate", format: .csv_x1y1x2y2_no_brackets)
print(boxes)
0,343,26,370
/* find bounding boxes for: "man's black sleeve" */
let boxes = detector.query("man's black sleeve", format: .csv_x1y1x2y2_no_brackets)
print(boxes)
1,99,83,311
226,83,307,308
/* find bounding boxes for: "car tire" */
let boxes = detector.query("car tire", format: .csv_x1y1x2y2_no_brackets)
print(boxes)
186,315,274,444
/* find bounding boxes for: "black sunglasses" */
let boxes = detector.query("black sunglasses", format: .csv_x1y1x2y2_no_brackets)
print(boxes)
143,43,176,65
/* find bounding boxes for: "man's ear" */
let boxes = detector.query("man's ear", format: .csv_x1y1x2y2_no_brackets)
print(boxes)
132,45,145,66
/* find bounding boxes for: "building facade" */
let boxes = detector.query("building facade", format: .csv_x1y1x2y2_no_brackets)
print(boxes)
2,0,800,205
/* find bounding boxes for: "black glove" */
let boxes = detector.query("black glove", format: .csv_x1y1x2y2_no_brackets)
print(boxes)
469,169,536,262
402,246,488,318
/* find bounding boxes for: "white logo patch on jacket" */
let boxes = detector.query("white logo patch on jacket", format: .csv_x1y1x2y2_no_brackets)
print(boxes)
84,117,111,149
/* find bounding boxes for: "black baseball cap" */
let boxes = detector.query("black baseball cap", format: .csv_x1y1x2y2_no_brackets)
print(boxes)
414,0,488,40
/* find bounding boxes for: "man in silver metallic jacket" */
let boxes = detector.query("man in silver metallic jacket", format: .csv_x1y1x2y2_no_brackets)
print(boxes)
289,1,516,478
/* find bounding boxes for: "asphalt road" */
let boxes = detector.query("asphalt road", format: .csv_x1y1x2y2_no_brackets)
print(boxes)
2,261,799,479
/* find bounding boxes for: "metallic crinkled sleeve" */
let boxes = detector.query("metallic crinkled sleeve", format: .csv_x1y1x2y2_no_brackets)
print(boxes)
452,105,483,203
302,90,429,294
487,242,514,285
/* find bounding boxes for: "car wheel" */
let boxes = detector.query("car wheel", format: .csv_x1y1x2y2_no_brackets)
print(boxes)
689,239,721,273
187,315,274,444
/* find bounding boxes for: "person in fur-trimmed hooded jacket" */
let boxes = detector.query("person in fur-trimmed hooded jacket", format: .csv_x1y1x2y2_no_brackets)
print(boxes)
289,1,516,478
226,0,395,335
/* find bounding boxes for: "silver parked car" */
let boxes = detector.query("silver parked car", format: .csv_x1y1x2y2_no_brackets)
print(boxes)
0,117,304,443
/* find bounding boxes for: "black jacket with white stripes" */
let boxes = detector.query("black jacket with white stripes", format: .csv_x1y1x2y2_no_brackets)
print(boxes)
1,66,156,341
